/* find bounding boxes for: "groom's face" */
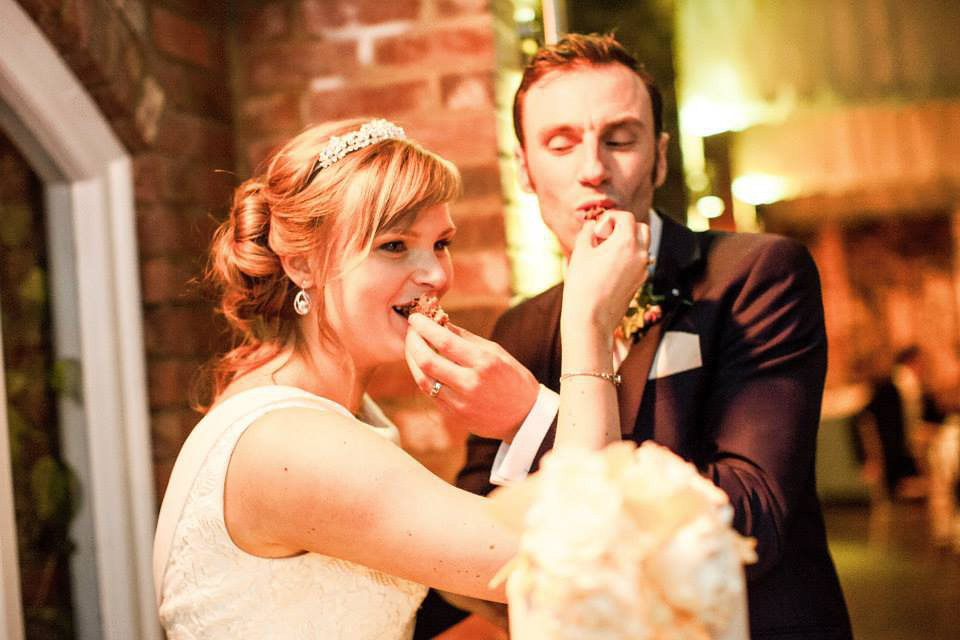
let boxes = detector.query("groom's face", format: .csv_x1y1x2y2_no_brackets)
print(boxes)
515,63,668,256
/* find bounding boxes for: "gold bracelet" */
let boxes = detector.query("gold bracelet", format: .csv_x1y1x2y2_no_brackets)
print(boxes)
559,371,622,387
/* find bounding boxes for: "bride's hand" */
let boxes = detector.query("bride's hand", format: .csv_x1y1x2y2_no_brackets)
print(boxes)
562,209,651,337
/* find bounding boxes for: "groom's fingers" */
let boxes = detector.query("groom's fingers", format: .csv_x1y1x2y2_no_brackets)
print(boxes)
408,313,481,367
404,330,435,396
592,212,616,245
405,323,473,391
637,220,651,253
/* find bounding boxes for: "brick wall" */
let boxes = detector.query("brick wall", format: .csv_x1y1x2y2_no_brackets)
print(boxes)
13,0,236,497
15,0,507,494
230,0,509,479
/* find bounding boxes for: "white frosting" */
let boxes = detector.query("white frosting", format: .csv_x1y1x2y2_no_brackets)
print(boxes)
502,442,756,640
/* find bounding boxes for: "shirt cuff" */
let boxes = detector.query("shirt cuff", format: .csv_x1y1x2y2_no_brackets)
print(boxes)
489,384,560,486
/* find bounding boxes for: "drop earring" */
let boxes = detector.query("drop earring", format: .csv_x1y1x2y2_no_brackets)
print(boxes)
293,285,311,316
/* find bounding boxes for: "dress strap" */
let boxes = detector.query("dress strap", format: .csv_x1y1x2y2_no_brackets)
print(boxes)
152,386,351,607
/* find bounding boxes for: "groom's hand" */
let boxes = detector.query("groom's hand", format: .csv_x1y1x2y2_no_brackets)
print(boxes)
405,313,540,442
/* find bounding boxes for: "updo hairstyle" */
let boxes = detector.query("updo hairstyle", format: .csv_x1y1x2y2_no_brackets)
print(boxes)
204,118,460,401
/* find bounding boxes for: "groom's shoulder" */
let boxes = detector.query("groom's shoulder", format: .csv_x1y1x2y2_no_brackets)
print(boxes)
701,229,815,276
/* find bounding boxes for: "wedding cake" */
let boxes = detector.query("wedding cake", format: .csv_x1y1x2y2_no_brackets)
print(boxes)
490,441,756,640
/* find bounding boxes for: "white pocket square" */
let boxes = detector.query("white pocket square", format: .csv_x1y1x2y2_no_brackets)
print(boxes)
648,331,702,380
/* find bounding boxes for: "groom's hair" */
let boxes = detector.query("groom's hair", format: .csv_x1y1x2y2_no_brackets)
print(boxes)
512,33,663,148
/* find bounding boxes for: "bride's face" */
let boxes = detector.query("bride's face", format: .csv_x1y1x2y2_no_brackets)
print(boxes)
325,203,456,367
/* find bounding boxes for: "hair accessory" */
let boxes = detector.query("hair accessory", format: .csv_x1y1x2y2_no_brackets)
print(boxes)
559,371,622,387
293,287,311,316
312,119,406,174
429,380,443,398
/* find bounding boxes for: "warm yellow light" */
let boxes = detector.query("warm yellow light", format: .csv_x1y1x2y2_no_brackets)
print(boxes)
686,171,708,193
731,174,790,205
521,38,539,55
514,6,536,23
686,205,710,231
679,96,752,138
696,195,725,219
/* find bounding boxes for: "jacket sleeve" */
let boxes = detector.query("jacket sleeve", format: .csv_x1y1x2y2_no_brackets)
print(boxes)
456,293,560,496
699,236,827,579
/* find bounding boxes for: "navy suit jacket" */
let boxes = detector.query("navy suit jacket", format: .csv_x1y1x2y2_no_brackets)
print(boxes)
458,214,852,639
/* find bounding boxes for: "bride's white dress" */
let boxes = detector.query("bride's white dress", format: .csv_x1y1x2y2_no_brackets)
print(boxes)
156,386,427,639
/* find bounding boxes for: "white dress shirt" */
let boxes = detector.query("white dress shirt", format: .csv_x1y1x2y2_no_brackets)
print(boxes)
490,210,663,485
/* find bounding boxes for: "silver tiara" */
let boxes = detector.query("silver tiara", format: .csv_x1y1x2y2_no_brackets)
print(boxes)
312,119,406,172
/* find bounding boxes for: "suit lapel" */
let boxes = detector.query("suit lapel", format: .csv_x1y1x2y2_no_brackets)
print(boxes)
617,212,704,436
617,318,666,434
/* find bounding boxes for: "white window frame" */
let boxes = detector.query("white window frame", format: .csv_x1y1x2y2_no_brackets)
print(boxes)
0,1,159,638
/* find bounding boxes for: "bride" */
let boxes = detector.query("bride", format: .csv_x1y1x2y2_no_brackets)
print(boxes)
153,118,649,638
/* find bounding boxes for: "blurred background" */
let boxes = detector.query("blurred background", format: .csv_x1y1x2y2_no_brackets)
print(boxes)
1,0,959,638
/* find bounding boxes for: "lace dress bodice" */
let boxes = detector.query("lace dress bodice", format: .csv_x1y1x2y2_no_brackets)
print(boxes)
156,386,428,639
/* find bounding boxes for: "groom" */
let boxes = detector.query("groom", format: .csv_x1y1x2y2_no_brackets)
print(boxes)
411,34,851,639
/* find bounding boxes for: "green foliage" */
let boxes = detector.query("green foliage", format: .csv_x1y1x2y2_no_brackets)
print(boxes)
18,266,47,306
30,455,80,526
49,358,82,402
2,134,78,637
0,203,31,246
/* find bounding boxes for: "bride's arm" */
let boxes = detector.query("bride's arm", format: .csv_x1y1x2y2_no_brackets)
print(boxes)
225,407,516,602
555,210,650,450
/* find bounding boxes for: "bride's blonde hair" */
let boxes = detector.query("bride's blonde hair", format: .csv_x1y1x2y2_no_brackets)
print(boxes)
202,118,460,404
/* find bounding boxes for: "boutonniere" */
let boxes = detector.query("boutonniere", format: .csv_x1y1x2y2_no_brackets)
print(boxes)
615,281,693,342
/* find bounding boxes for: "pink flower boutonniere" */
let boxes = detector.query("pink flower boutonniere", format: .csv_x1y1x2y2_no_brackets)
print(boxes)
615,281,665,342
615,281,693,342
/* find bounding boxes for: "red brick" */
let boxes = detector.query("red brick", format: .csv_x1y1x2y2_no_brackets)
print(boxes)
308,81,430,121
447,211,506,253
300,0,349,33
144,305,220,357
153,458,175,502
236,2,289,42
133,153,173,204
137,204,195,257
59,0,93,52
80,9,123,83
179,163,237,209
441,71,494,110
162,0,228,24
239,92,302,136
400,110,498,166
137,204,217,258
355,0,421,24
152,6,212,67
15,0,58,24
154,111,234,163
375,26,494,67
141,256,200,304
89,81,136,121
450,250,511,297
151,407,199,460
437,0,489,16
243,41,357,92
110,116,149,153
150,56,231,120
181,65,232,120
436,26,494,58
147,357,202,407
458,165,501,200
449,194,505,225
244,137,288,175
375,33,432,65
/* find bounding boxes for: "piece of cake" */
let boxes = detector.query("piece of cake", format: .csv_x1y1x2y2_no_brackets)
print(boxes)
399,295,448,326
